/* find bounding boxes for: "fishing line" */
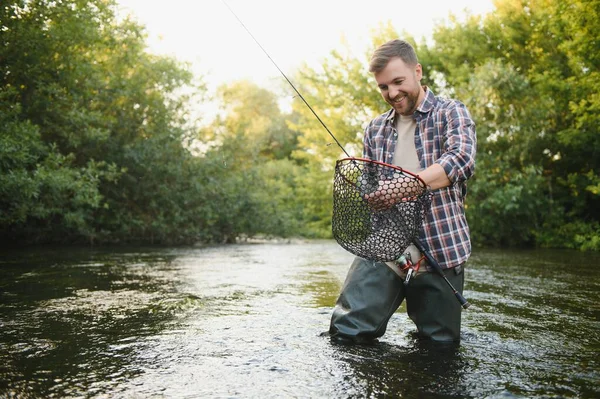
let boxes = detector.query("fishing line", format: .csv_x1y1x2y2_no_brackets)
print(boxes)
221,1,469,309
220,0,351,158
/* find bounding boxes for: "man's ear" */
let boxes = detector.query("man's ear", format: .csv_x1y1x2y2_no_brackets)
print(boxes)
415,63,423,80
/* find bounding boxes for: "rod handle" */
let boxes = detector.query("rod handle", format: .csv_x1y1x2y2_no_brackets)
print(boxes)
414,238,470,310
453,289,471,309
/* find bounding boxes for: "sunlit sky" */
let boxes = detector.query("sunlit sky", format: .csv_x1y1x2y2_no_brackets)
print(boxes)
115,0,495,92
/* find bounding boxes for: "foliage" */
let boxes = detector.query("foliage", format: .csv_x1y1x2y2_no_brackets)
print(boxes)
2,0,598,250
288,0,599,250
0,0,310,245
419,0,600,250
0,80,120,243
1,0,208,245
467,154,550,247
198,80,308,241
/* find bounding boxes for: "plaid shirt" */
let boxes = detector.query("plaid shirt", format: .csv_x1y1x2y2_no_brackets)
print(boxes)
363,87,476,270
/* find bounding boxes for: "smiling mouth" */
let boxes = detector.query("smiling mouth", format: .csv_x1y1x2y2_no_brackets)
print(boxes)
392,95,406,104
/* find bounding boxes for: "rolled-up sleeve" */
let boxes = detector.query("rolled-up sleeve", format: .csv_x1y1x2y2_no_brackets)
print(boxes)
436,101,477,183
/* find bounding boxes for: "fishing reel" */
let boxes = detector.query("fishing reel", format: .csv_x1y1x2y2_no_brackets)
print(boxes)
395,252,426,286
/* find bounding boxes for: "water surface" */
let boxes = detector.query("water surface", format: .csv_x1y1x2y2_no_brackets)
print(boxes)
1,241,598,398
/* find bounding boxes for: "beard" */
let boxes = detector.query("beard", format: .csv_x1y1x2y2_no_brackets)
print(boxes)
387,87,420,116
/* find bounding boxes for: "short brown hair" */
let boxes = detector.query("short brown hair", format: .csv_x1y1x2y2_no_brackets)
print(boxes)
369,39,419,73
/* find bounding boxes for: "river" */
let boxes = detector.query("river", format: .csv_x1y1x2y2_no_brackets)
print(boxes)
1,240,598,398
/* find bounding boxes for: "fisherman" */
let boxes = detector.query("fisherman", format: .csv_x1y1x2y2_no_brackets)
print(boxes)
329,39,477,343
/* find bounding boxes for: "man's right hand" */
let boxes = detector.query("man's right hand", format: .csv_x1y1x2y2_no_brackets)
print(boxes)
363,179,420,211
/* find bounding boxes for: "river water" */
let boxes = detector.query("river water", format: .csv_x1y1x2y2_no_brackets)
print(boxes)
0,240,598,398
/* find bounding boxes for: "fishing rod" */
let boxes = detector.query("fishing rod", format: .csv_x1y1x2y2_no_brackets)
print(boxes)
334,158,471,309
413,237,470,308
220,0,351,158
222,1,469,309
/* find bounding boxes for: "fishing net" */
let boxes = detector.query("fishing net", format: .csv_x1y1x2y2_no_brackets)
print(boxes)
332,158,432,262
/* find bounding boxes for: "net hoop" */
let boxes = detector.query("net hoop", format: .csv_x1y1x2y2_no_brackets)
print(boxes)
332,157,431,262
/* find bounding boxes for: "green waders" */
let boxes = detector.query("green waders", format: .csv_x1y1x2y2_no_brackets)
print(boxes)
329,256,465,343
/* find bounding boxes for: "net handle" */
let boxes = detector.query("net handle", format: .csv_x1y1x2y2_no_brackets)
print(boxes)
336,157,428,189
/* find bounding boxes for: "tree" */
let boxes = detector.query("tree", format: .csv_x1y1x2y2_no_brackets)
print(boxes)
1,1,123,243
198,80,307,241
288,0,599,249
0,0,208,245
421,0,600,249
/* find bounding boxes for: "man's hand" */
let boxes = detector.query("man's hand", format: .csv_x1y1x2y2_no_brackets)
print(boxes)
364,164,451,211
364,179,420,211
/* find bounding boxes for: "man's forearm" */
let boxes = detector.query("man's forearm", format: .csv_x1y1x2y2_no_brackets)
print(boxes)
418,163,451,190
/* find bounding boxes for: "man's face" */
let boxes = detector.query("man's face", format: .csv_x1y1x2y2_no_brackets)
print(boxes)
374,57,423,116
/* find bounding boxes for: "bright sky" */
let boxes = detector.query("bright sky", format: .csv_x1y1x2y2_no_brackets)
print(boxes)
115,0,495,93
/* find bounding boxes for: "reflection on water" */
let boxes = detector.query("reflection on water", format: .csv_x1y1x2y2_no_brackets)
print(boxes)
0,242,599,398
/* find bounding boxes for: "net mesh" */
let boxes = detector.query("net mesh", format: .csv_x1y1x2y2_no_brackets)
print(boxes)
332,158,431,262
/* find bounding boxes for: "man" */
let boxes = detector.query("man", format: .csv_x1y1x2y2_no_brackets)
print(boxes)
329,39,476,343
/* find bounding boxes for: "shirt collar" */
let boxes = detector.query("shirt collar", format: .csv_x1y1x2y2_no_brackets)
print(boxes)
384,108,395,122
416,86,436,114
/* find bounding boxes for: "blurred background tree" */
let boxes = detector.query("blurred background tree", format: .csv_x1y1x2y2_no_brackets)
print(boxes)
1,0,598,250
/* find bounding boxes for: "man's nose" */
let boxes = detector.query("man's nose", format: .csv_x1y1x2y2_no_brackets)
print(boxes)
388,85,401,99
